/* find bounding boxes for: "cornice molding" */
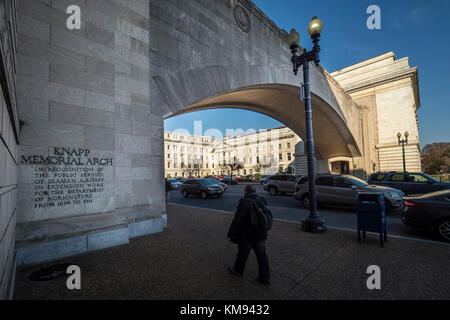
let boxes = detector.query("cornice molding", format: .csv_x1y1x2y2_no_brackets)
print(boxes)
343,67,421,111
343,68,418,93
331,52,396,76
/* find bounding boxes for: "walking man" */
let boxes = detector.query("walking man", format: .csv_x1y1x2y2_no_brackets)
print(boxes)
227,185,271,286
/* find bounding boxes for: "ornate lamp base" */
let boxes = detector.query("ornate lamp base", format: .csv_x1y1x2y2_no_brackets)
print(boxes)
301,217,327,233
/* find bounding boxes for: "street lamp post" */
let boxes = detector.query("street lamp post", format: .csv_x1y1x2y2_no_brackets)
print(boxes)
397,131,409,172
286,17,326,233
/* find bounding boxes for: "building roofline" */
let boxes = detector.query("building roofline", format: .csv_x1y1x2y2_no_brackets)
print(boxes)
330,52,396,76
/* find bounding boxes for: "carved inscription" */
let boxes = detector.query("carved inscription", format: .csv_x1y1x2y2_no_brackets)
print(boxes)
20,147,113,209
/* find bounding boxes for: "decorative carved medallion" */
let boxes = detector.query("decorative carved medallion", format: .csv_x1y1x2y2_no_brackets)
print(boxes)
233,5,250,33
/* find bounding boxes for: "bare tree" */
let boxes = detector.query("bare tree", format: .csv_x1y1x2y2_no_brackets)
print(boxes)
253,161,272,174
193,157,202,178
181,162,195,178
220,159,244,180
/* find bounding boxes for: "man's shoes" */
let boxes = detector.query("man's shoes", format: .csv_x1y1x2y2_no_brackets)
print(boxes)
228,267,243,277
257,278,270,286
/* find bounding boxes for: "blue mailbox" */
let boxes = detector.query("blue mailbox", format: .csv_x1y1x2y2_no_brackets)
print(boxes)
356,192,387,248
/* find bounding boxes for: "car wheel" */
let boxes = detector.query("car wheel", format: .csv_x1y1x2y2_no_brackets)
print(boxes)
302,193,311,208
436,218,450,242
268,186,278,196
182,190,189,198
201,191,207,199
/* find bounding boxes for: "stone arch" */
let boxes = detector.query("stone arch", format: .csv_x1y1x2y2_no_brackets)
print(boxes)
153,64,362,159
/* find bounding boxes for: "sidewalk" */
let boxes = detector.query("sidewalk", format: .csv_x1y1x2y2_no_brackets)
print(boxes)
14,204,450,299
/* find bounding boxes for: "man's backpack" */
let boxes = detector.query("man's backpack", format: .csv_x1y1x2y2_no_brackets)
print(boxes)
250,199,273,232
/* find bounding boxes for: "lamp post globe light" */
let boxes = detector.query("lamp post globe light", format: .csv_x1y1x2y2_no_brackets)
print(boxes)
287,17,326,233
397,131,409,172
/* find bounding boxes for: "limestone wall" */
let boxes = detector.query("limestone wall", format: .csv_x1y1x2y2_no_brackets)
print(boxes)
15,0,165,266
331,52,422,174
0,0,18,300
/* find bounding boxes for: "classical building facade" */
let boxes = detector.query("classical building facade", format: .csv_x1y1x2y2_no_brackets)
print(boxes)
164,131,217,178
164,126,301,178
330,52,421,173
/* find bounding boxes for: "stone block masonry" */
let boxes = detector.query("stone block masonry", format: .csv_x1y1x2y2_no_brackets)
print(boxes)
0,0,19,300
14,0,165,269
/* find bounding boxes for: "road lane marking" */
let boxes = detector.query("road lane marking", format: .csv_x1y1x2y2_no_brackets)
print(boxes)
168,203,450,247
169,203,233,214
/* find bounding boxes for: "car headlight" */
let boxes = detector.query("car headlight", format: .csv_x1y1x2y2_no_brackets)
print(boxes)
384,192,401,199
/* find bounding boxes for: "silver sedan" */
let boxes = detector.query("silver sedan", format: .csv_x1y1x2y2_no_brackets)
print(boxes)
294,174,404,212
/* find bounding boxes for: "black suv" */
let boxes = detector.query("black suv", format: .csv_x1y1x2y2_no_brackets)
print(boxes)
368,172,450,196
181,179,224,199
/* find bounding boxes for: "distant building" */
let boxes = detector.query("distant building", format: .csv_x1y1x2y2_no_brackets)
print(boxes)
164,131,217,178
164,127,301,178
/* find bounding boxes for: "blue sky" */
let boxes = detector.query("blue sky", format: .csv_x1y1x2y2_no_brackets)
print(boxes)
164,0,450,147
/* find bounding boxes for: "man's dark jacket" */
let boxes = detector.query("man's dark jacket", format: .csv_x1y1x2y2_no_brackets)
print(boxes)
227,192,268,244
165,179,172,192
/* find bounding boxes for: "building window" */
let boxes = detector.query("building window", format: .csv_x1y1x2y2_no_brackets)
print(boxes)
279,154,282,161
287,143,291,149
288,153,291,161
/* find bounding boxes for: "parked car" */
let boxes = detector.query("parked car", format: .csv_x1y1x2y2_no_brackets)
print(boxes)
244,175,255,181
368,172,450,196
294,174,404,212
260,175,274,185
180,178,224,199
175,177,186,183
168,179,182,190
221,176,238,185
401,190,450,242
263,174,300,195
206,178,228,191
204,175,219,181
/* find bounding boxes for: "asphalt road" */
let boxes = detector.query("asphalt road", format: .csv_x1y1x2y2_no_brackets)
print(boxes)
168,183,444,243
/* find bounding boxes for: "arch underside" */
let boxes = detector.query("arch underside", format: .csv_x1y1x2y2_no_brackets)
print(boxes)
167,84,361,159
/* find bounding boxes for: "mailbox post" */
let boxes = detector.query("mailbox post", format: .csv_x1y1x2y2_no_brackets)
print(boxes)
356,192,387,248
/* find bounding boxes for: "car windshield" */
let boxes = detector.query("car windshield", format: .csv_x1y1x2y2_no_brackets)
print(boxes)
422,173,440,183
297,176,308,184
198,179,217,186
345,176,369,187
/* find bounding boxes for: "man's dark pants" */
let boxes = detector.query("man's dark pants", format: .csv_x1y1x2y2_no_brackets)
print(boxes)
234,240,270,281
